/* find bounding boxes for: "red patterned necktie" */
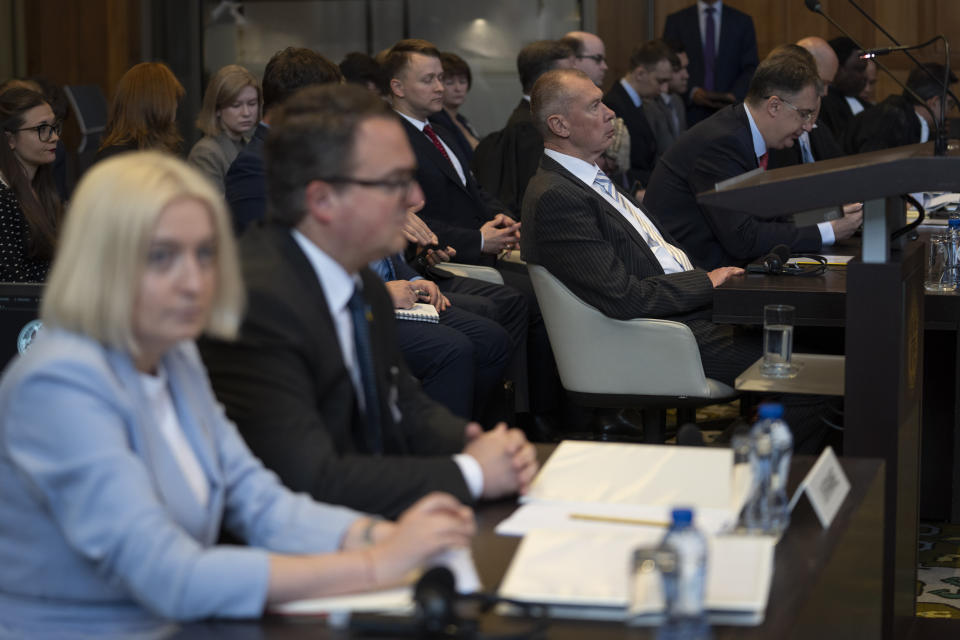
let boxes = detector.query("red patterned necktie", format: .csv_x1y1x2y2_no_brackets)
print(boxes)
423,124,453,167
758,152,769,171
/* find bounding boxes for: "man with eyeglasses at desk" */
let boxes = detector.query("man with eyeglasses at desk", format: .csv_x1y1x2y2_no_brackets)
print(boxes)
643,51,863,271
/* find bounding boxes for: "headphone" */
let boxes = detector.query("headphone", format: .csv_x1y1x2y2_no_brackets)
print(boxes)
746,244,828,277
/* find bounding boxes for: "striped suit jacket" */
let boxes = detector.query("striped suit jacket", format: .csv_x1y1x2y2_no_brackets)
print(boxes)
520,154,760,382
520,154,715,325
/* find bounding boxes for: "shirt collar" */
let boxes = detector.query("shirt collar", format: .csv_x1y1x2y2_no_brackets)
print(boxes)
742,103,767,160
291,229,358,313
917,111,930,143
395,109,428,132
699,0,722,15
522,95,531,103
619,78,642,108
544,148,604,187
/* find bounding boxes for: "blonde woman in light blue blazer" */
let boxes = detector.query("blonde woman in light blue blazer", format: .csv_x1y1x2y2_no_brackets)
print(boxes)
0,152,474,638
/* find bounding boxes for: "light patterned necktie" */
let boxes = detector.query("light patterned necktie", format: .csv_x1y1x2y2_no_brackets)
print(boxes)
594,170,694,271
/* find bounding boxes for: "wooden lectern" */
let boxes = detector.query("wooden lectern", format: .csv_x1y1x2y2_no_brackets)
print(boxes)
699,141,960,640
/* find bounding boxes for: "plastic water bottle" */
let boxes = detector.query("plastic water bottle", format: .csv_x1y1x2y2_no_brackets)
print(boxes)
744,404,793,535
657,508,712,640
762,404,793,535
743,428,773,533
949,214,960,286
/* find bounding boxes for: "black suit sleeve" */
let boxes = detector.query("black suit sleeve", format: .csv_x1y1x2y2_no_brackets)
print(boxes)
730,15,758,100
200,271,470,519
684,137,821,261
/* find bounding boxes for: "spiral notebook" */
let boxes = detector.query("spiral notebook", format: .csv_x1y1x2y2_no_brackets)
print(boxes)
395,302,439,324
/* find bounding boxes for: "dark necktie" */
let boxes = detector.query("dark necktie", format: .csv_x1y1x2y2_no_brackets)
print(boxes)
704,7,717,92
758,152,769,171
346,286,383,454
423,124,453,167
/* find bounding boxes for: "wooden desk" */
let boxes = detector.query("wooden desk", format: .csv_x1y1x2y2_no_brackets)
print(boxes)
173,454,892,640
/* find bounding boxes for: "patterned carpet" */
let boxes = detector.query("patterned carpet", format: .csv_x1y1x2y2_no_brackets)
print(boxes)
918,522,960,619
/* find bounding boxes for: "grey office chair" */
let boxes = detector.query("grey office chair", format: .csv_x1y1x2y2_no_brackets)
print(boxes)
433,263,504,284
63,85,109,176
528,264,736,443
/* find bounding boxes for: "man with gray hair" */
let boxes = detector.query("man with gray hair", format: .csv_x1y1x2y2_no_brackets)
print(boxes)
521,68,838,452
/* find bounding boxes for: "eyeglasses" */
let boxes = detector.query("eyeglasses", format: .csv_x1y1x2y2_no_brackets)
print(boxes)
320,174,417,196
11,121,62,142
769,96,817,123
577,54,606,65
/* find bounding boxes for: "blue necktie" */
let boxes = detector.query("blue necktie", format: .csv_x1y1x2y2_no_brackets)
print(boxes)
346,287,383,454
704,7,717,92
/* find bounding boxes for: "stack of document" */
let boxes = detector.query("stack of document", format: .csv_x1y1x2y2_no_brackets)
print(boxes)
495,441,774,624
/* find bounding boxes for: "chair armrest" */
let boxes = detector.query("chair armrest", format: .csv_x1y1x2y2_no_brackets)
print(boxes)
528,265,721,398
433,263,504,285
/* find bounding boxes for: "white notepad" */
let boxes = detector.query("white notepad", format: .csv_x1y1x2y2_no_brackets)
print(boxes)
497,529,774,624
395,302,439,323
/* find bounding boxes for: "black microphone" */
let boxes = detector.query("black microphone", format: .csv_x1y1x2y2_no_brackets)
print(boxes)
847,0,960,108
804,0,950,154
860,44,919,59
746,244,790,274
677,423,704,447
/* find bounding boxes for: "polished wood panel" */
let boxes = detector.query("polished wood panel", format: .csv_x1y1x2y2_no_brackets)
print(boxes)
22,0,140,102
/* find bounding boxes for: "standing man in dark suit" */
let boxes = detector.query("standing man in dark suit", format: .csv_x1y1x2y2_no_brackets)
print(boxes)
604,40,675,192
223,47,342,234
643,52,862,270
521,68,753,387
200,84,537,519
663,0,758,126
766,39,844,169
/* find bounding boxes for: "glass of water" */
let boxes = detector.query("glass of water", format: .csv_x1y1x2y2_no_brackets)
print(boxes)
925,233,957,292
761,304,798,378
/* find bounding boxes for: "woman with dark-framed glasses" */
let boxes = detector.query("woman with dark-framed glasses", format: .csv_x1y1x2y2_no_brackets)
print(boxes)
0,87,62,282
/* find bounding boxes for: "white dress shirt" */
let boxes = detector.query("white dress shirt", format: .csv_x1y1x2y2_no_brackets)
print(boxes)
138,365,210,508
290,230,484,498
698,0,723,54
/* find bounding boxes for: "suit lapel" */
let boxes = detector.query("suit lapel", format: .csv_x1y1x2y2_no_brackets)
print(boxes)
540,156,665,271
107,349,211,539
402,118,469,194
685,7,705,74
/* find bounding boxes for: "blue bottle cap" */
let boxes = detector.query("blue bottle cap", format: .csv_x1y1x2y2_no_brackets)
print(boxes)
758,403,784,419
671,508,693,526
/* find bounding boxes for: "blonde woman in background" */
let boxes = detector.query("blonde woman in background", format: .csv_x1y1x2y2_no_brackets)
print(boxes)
188,65,262,192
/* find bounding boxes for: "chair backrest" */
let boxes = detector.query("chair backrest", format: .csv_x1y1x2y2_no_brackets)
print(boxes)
528,264,715,398
64,85,108,154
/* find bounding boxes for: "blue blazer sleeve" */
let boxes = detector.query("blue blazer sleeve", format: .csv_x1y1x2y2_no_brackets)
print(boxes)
0,332,361,622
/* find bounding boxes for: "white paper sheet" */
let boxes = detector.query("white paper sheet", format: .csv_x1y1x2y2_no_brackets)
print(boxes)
522,441,735,510
497,529,774,623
